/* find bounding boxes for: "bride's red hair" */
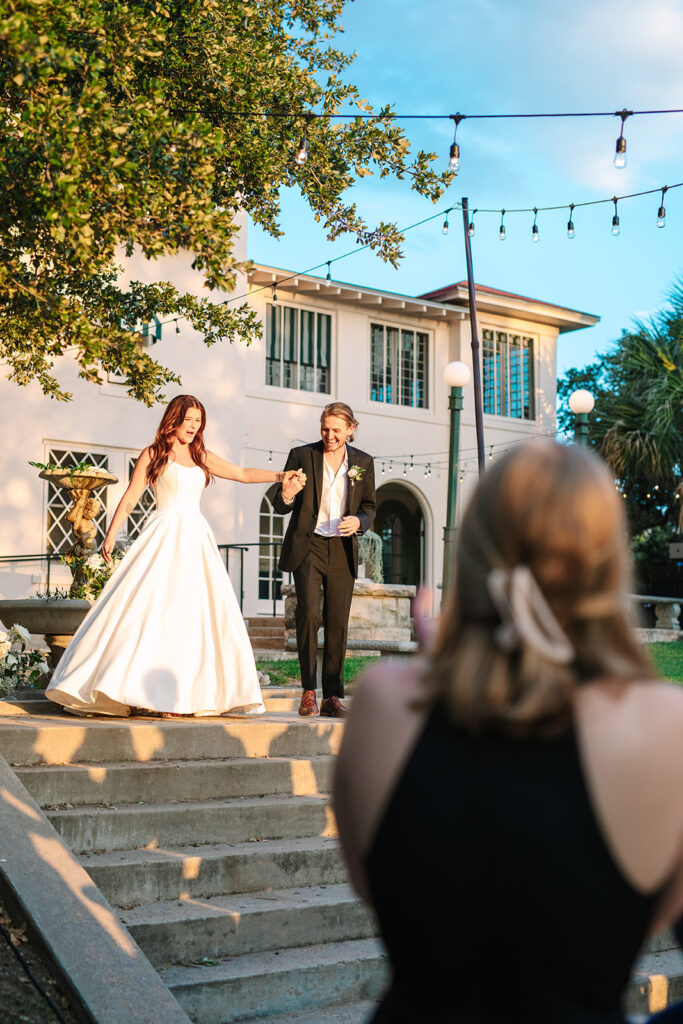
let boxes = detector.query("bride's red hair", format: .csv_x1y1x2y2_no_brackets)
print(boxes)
146,395,214,487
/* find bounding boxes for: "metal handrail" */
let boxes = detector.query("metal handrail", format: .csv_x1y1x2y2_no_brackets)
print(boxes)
1,544,290,617
0,553,63,592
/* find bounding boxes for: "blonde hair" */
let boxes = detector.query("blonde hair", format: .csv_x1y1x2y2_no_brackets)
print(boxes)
427,440,652,737
321,402,358,442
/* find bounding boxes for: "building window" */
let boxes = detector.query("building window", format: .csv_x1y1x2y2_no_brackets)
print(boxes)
370,323,429,408
265,303,331,393
45,449,109,554
125,455,156,543
258,485,285,602
482,329,535,419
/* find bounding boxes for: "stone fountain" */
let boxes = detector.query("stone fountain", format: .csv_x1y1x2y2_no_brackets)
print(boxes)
0,466,118,674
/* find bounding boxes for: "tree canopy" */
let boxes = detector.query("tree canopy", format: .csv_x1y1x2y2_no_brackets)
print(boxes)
558,283,683,588
0,0,449,404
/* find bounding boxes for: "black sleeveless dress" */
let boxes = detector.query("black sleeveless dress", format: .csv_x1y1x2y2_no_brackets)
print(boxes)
365,703,662,1023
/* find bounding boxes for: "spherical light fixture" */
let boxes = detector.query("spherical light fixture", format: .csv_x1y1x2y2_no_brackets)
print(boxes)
443,361,471,389
568,388,595,415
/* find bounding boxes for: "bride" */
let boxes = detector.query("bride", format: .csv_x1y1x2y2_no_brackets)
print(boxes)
46,395,305,718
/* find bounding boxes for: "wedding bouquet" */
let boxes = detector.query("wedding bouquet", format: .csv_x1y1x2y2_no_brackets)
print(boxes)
0,625,50,695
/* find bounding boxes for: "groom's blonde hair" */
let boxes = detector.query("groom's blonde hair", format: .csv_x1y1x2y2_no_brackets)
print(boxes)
321,402,358,441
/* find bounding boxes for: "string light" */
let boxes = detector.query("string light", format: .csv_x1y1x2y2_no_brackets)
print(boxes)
448,113,464,172
156,180,683,335
614,109,631,169
468,210,476,238
409,456,414,471
499,210,506,241
175,319,180,334
402,464,407,477
488,445,494,461
268,450,272,463
272,286,278,302
442,214,449,235
657,187,667,228
611,197,620,236
532,208,539,243
381,462,385,475
567,204,575,239
325,261,332,286
294,116,311,166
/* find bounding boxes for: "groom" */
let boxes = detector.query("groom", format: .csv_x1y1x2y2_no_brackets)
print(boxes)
274,402,376,718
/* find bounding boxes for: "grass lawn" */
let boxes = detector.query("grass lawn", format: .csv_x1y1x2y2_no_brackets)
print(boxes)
256,656,378,688
647,643,683,684
259,644,683,688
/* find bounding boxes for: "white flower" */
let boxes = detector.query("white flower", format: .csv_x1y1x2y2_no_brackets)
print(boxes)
10,623,31,644
85,554,104,570
37,661,50,676
4,654,17,668
0,640,12,660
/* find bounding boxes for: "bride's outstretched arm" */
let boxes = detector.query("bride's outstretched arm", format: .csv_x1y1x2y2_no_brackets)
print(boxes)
101,448,152,562
204,451,305,497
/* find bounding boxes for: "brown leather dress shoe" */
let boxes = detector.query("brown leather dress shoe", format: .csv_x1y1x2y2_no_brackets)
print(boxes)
320,696,348,718
298,689,319,716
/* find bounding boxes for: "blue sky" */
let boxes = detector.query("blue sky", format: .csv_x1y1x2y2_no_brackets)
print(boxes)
248,0,683,376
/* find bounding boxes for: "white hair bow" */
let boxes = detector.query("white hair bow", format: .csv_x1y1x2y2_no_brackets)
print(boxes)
487,566,574,665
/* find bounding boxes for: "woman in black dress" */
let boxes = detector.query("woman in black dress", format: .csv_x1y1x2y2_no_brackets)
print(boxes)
334,440,683,1023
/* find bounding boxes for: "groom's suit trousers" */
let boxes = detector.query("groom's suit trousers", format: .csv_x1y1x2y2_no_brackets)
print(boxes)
292,534,355,698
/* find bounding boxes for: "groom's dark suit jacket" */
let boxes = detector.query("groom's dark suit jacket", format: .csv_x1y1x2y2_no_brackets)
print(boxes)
273,441,376,576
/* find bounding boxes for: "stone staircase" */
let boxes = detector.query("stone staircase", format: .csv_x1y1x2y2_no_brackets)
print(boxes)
0,693,681,1022
247,616,289,660
1,690,387,1023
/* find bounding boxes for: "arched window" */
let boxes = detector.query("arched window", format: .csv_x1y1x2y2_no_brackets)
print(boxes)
259,485,285,604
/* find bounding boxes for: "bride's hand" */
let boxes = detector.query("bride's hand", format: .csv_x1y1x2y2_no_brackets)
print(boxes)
101,534,115,564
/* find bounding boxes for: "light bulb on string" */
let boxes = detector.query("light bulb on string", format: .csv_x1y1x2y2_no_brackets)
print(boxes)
381,462,385,476
532,208,539,243
442,214,449,235
294,124,308,165
402,464,407,478
175,319,180,334
499,210,506,241
468,210,476,238
325,261,332,286
447,113,464,172
268,451,272,464
409,456,414,471
272,286,278,303
488,445,494,462
611,197,620,236
567,204,575,240
613,109,631,169
657,186,668,228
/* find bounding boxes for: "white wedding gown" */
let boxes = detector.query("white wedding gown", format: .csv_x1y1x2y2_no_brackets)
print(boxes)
46,462,265,717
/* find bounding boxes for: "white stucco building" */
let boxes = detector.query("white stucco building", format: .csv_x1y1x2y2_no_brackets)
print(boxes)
0,228,598,614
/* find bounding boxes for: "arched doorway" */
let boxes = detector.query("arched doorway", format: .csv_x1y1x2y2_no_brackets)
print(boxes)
258,484,285,612
374,483,426,586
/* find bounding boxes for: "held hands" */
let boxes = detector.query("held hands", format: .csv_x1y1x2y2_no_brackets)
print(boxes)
282,468,307,502
338,515,361,537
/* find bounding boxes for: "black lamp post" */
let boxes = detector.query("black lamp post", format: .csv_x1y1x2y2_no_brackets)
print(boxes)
442,360,471,600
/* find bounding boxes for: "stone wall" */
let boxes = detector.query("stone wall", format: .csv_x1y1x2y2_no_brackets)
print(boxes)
282,580,415,648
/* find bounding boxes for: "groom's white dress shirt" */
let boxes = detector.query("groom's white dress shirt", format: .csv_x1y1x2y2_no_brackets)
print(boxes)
315,448,349,537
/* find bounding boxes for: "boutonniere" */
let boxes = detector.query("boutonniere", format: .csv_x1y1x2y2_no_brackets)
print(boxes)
348,465,365,486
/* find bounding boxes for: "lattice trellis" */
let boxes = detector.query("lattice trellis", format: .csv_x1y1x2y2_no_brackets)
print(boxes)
126,456,156,542
46,449,109,554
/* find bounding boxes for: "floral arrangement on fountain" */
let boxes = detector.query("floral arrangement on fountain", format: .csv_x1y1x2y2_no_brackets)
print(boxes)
62,550,124,602
0,625,50,694
358,529,384,584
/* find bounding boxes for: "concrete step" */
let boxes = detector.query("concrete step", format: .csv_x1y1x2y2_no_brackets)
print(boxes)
247,617,286,628
626,948,683,1016
16,755,333,807
163,937,389,1024
83,835,346,909
121,883,377,968
48,792,337,854
250,637,286,650
256,1002,377,1024
0,713,344,765
248,627,285,638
